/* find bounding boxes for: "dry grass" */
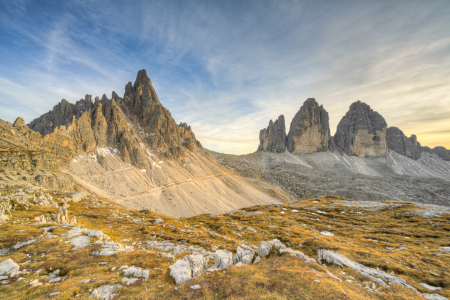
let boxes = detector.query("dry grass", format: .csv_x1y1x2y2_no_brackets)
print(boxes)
0,191,449,299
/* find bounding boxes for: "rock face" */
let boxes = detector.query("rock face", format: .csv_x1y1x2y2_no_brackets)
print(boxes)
28,69,202,164
0,118,74,190
334,101,388,157
431,146,450,161
258,115,286,153
286,98,330,154
386,127,422,160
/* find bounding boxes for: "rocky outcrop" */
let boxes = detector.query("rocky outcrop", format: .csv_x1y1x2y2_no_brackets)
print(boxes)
286,99,330,154
258,115,286,153
178,122,201,151
334,101,388,157
0,118,74,190
28,95,94,136
386,127,422,160
431,146,450,161
27,69,202,165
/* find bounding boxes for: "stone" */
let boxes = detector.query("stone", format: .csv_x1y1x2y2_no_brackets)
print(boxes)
89,284,121,299
257,241,272,257
0,259,20,276
13,117,26,127
186,254,208,278
318,249,415,288
154,218,164,224
279,248,315,263
258,115,286,153
287,99,330,154
334,101,388,157
169,259,192,285
211,250,233,270
386,127,422,160
236,244,255,265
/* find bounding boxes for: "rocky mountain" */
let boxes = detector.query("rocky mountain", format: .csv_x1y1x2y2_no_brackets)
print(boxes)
334,101,388,157
386,127,422,160
428,146,450,161
5,69,293,217
0,117,74,190
286,98,330,154
258,115,286,153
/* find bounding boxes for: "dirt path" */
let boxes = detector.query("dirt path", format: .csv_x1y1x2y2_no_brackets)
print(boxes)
120,172,232,200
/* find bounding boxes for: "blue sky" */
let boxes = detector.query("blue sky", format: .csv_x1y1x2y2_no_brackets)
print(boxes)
1,0,449,154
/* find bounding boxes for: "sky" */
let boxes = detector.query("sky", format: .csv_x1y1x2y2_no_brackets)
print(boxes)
0,0,449,154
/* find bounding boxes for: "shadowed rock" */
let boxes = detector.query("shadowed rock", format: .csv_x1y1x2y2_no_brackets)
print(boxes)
287,98,330,154
386,127,422,160
334,101,388,157
258,115,286,153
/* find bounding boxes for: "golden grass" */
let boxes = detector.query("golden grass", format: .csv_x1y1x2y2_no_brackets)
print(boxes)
0,191,448,299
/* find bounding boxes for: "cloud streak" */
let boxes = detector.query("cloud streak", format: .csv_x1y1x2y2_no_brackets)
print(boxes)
0,0,449,153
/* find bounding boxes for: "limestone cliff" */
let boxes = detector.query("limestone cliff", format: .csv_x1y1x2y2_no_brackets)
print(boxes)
386,127,422,160
0,118,74,190
334,101,388,157
286,98,330,154
258,115,286,153
28,70,202,167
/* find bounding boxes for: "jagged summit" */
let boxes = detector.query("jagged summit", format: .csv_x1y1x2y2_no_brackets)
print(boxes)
287,98,330,154
258,115,286,153
28,69,200,162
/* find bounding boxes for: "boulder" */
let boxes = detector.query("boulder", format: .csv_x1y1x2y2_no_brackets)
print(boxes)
236,244,255,265
169,259,192,285
334,101,388,157
186,254,208,278
287,98,330,154
279,248,315,263
257,241,272,257
0,259,20,277
258,115,286,153
89,284,121,299
211,250,233,270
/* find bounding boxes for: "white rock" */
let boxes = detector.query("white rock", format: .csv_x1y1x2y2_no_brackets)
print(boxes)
186,255,208,278
49,292,60,297
211,250,233,270
253,256,262,264
235,262,243,267
257,241,272,257
420,283,441,291
89,284,121,299
318,249,417,291
154,218,164,224
142,270,149,280
279,248,315,264
190,284,201,289
122,277,138,286
0,259,20,276
236,244,255,265
29,279,42,287
421,293,448,300
122,266,142,278
169,260,192,285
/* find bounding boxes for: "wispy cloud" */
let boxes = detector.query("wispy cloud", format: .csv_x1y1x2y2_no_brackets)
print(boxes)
0,0,449,153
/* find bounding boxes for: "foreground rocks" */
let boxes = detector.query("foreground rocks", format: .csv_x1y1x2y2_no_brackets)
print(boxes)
169,240,314,285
